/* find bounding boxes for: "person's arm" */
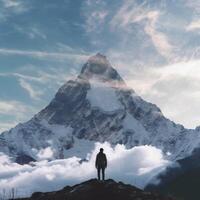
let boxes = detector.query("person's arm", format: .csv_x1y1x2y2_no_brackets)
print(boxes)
104,154,107,168
95,155,98,168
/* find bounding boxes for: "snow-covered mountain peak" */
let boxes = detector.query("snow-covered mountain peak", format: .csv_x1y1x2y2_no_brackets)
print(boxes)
80,53,124,83
1,54,200,165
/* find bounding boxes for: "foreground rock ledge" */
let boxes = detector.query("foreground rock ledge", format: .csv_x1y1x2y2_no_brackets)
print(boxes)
17,179,176,200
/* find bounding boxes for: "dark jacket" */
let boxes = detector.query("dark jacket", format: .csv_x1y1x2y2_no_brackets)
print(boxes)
95,152,107,168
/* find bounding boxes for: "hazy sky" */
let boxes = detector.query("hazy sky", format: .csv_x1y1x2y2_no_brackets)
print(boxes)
0,0,200,131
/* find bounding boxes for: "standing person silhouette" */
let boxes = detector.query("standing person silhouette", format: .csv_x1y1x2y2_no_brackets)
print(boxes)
95,148,107,181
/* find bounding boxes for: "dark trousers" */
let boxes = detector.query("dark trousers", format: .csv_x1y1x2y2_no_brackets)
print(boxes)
97,167,105,180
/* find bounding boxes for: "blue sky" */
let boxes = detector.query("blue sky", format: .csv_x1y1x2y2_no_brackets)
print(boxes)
1,0,200,131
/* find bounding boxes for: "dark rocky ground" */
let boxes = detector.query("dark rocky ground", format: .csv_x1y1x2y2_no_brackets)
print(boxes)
146,148,200,200
147,167,200,200
16,179,176,200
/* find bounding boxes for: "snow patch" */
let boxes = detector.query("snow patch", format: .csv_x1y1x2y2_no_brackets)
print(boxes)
40,120,73,137
123,113,149,144
124,113,147,133
87,78,122,112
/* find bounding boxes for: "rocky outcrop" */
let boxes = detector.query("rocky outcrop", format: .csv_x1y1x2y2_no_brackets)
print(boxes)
18,179,176,200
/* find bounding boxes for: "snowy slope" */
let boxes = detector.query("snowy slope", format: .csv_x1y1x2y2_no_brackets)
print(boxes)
1,53,200,164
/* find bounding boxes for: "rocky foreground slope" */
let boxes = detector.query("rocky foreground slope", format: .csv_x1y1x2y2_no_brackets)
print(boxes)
17,179,175,200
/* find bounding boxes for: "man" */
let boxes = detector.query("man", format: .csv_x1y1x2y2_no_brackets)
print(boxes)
95,148,107,181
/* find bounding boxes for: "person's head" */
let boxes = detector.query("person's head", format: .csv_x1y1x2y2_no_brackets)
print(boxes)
100,148,104,153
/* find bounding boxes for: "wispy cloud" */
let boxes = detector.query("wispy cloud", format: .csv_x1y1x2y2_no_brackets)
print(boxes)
0,121,17,133
110,1,174,60
184,0,200,14
0,0,30,22
85,10,108,32
19,78,43,100
15,25,47,40
0,100,35,117
0,100,37,132
82,0,108,33
186,20,200,31
144,11,173,59
0,48,89,62
0,66,78,101
1,0,28,13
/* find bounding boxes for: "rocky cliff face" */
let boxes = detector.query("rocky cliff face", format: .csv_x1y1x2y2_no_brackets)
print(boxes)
18,179,176,200
0,53,200,164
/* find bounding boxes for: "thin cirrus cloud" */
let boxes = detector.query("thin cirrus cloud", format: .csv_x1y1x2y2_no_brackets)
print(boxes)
0,48,89,62
84,8,108,33
14,25,47,40
0,0,30,21
18,78,44,101
0,68,77,102
110,1,174,60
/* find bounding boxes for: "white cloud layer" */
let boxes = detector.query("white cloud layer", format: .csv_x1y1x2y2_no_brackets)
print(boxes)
37,147,54,160
122,59,200,128
0,143,170,198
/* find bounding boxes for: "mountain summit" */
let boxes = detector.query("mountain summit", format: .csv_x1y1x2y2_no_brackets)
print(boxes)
80,53,124,82
0,54,200,165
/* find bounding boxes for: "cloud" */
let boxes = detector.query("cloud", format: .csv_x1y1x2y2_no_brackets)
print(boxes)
143,12,173,59
85,10,108,32
0,48,89,62
0,143,170,198
1,0,27,12
0,0,30,22
37,147,54,160
0,100,29,116
0,100,37,132
0,65,78,130
19,79,43,100
0,72,48,101
0,121,18,133
122,59,200,128
110,1,173,60
186,20,200,31
15,25,47,40
0,66,78,101
184,0,200,14
82,0,108,33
